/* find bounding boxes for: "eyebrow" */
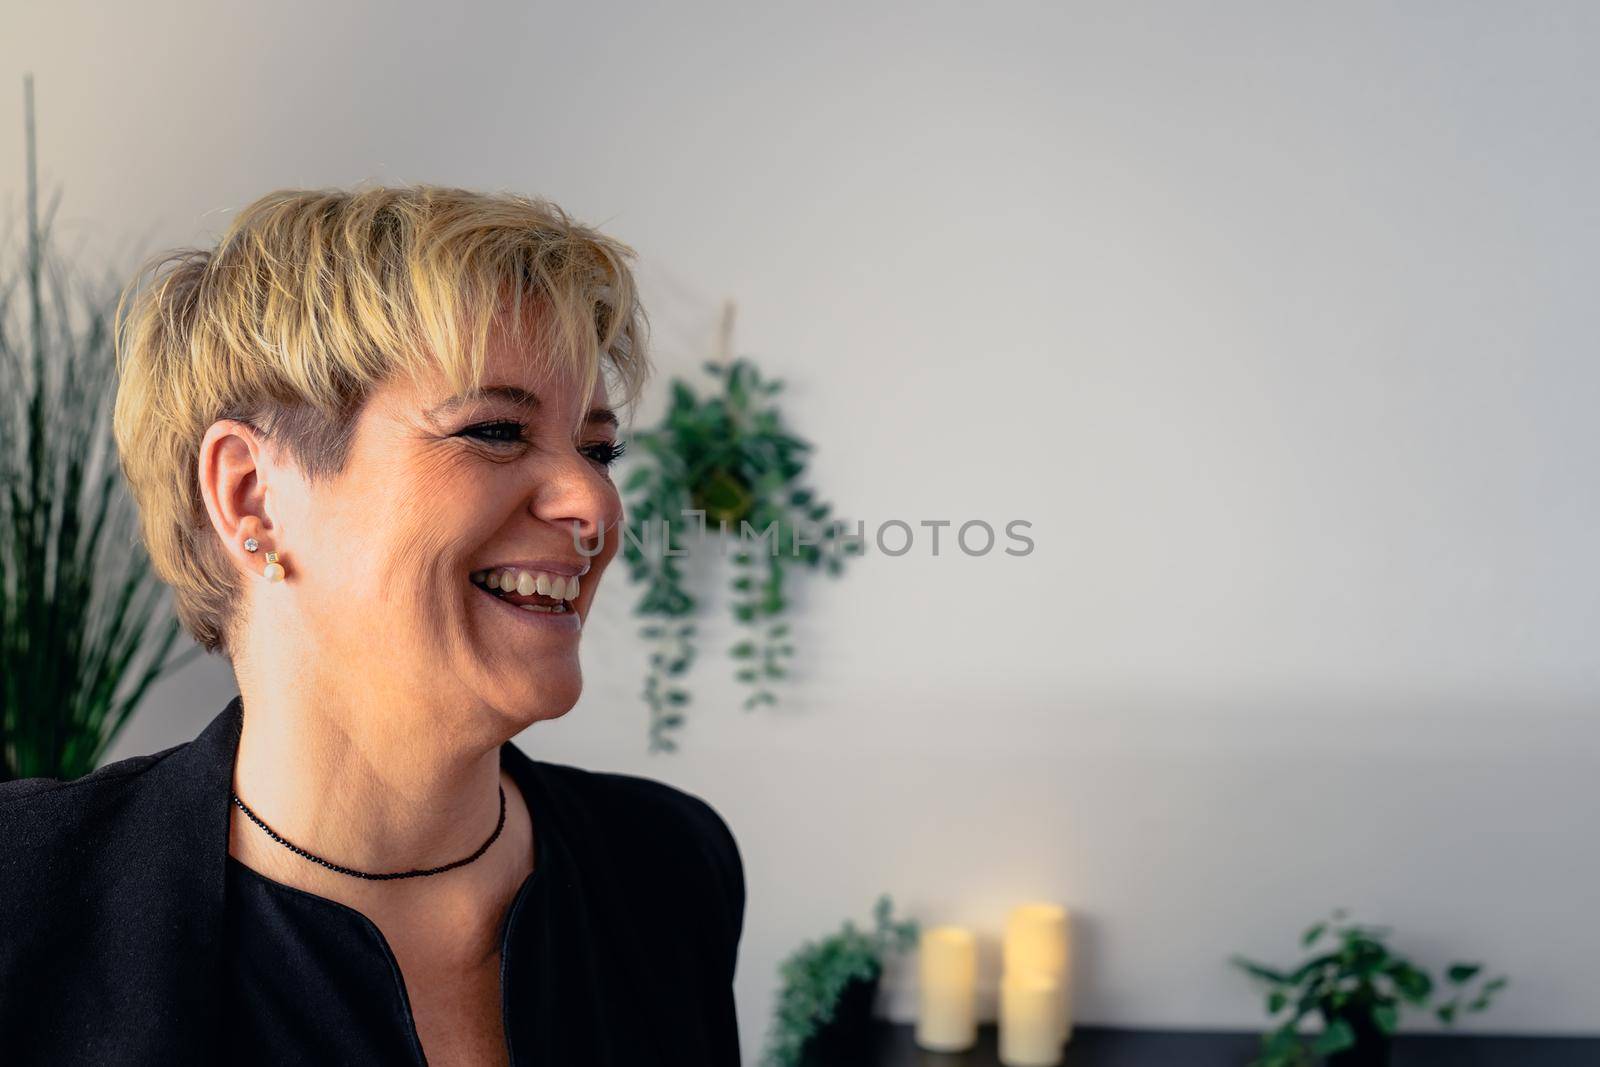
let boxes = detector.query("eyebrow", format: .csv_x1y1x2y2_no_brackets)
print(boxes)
427,385,541,418
427,385,619,430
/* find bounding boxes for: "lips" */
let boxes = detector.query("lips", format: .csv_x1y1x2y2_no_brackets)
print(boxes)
470,567,578,612
469,578,583,633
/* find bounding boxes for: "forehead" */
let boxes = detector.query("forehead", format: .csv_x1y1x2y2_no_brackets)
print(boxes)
478,329,610,407
392,318,611,416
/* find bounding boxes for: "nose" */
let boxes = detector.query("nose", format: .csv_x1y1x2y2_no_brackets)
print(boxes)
531,452,623,558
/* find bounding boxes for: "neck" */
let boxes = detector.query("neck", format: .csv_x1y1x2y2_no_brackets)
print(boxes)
227,663,534,948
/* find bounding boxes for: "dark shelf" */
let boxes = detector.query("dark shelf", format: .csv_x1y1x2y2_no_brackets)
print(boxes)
800,1022,1600,1067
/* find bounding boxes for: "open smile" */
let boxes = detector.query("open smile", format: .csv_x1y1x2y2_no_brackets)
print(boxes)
470,567,583,631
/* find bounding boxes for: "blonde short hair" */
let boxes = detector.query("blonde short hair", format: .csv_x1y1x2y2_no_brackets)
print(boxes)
113,185,651,655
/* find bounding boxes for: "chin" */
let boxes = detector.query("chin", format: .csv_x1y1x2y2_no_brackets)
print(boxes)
492,674,584,731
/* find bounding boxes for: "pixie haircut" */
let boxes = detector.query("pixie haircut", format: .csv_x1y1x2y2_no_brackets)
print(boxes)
113,184,651,656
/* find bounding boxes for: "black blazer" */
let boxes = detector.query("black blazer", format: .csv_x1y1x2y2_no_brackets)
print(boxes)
0,696,746,1065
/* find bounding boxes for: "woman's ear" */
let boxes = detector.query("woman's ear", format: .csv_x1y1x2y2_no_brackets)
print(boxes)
197,419,275,578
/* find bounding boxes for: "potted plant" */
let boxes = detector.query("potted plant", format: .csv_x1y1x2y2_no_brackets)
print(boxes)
2,76,194,781
1232,910,1509,1067
761,894,918,1067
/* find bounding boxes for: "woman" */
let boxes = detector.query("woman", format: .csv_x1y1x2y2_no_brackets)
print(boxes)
0,186,745,1066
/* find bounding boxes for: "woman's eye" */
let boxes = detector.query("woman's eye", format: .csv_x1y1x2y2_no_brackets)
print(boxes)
459,420,527,445
582,439,628,468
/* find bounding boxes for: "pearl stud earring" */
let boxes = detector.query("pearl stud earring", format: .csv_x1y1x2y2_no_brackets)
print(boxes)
243,537,260,553
263,550,285,583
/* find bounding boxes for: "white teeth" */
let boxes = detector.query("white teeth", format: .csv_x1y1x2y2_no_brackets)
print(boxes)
518,603,560,613
472,568,581,601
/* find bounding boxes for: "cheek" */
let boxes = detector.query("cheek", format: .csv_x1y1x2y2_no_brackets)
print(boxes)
363,455,504,599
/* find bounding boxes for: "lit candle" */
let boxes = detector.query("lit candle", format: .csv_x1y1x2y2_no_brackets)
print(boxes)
914,926,977,1051
1003,903,1072,1043
999,969,1063,1067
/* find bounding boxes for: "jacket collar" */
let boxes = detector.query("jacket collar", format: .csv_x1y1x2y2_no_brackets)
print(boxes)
111,693,245,1057
167,692,247,878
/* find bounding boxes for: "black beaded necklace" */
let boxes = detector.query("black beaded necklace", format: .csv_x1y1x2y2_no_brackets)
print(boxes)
230,786,507,881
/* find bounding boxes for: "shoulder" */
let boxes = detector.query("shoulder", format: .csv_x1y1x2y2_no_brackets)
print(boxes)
0,744,186,845
0,743,201,999
517,755,746,947
531,759,743,889
0,745,197,927
576,766,740,866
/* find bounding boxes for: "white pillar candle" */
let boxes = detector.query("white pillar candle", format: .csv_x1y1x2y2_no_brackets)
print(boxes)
1003,903,1073,1044
999,970,1063,1067
915,926,977,1052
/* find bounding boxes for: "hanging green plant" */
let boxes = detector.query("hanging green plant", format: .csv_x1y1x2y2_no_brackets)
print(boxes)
621,357,860,752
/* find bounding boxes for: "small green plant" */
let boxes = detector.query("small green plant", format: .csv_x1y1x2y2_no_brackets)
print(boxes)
761,894,918,1067
1232,909,1509,1066
621,356,861,752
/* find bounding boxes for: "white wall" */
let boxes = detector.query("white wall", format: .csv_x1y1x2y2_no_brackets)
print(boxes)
6,0,1597,1051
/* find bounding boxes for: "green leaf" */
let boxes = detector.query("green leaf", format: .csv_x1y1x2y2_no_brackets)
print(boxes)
1231,956,1291,985
1267,991,1288,1014
1446,963,1482,985
1311,1020,1355,1055
1436,1003,1458,1025
1386,962,1433,1004
1372,1004,1399,1035
1261,1021,1303,1059
1301,923,1326,948
1286,953,1339,985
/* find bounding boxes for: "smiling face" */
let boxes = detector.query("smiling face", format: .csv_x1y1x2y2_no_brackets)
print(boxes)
245,314,626,742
